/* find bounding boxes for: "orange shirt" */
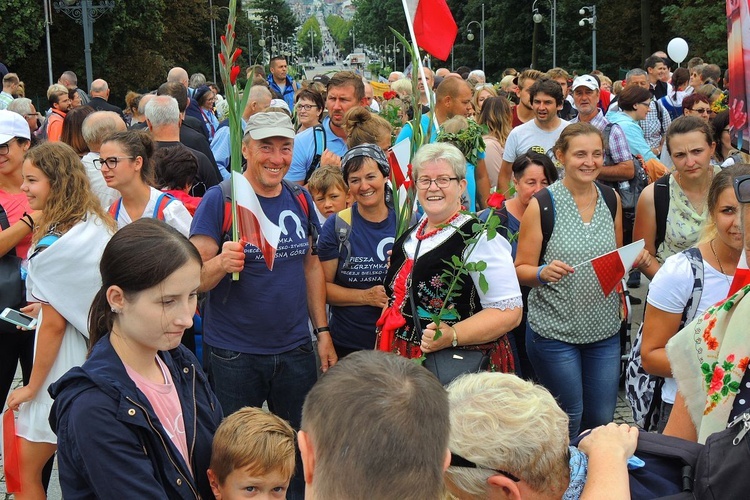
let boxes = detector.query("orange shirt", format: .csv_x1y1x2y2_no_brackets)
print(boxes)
47,110,66,142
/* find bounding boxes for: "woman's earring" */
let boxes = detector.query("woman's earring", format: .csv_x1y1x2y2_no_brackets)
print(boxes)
111,307,120,314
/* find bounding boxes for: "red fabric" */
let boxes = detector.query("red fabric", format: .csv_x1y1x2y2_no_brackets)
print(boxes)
591,250,625,296
388,149,412,189
163,189,201,216
3,409,21,493
729,268,750,296
236,203,276,271
376,259,414,351
410,0,458,60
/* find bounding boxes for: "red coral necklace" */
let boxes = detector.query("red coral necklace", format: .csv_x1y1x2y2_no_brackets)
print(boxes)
416,212,461,240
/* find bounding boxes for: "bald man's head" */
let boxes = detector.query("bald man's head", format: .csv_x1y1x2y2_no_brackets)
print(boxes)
82,111,127,151
167,67,189,88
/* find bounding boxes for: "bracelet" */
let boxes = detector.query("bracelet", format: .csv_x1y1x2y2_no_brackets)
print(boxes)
537,265,549,285
314,326,331,336
22,212,35,229
19,217,33,230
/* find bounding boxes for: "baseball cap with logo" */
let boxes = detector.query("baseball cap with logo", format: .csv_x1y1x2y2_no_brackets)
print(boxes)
571,75,599,91
244,111,295,140
0,109,31,144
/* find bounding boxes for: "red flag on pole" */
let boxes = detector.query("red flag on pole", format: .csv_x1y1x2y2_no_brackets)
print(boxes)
3,409,22,493
403,0,458,60
588,240,644,296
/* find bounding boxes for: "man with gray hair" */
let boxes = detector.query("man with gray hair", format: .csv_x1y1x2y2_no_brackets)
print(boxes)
468,69,486,84
88,78,125,119
210,84,272,173
145,95,220,196
7,98,40,137
189,72,207,90
388,71,405,83
81,111,125,207
58,70,90,105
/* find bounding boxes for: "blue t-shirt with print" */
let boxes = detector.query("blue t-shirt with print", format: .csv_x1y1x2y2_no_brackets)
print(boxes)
190,182,321,355
317,205,396,350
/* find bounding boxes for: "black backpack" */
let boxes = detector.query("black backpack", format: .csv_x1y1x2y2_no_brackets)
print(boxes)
654,173,671,252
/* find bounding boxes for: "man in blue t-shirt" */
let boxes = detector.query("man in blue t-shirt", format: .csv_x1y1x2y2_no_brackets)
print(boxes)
190,112,335,497
285,71,368,185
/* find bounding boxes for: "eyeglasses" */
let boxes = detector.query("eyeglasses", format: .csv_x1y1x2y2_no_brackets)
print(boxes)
638,101,652,108
296,104,318,111
450,452,521,482
415,176,459,189
690,107,711,115
735,175,750,203
93,156,135,170
0,138,18,155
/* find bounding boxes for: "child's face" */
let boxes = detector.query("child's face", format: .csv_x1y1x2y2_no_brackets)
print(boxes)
209,468,290,500
311,185,348,218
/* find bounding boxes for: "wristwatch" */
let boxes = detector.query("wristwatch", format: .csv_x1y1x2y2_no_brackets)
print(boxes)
451,327,458,347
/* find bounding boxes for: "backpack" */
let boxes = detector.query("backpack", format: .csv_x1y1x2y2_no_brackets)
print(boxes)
108,193,176,221
653,174,671,252
218,178,319,254
303,125,326,184
602,123,650,210
335,207,354,270
625,247,703,431
534,182,618,265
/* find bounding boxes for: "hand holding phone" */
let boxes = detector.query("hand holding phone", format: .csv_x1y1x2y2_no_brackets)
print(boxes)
0,308,38,330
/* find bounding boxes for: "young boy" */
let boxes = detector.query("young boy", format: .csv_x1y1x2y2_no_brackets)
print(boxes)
207,407,296,500
307,165,349,222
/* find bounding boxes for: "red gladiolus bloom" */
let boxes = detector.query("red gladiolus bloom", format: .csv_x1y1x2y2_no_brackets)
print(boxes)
230,65,240,84
231,48,242,63
227,23,232,32
221,35,227,46
219,53,226,65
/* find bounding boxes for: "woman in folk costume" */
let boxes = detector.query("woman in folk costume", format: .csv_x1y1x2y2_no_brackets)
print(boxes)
6,142,115,498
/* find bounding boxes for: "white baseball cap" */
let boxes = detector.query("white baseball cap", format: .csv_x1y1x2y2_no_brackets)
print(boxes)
0,109,31,144
571,75,599,91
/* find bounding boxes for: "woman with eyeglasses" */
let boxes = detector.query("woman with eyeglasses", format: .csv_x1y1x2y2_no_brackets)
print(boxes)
682,93,712,122
634,117,722,279
193,85,219,142
664,173,750,444
97,130,192,236
295,88,324,133
712,109,749,167
605,85,660,162
7,142,115,498
377,143,522,376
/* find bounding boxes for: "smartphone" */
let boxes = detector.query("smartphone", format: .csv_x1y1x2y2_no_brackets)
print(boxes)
0,307,38,329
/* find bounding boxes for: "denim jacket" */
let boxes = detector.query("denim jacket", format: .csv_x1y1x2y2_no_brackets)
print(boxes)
49,334,223,499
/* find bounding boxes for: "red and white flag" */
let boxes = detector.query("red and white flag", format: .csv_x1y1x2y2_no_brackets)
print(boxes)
728,252,750,296
232,171,281,271
388,138,412,190
403,0,458,60
588,240,645,296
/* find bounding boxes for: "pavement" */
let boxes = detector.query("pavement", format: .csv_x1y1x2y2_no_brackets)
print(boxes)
0,279,646,498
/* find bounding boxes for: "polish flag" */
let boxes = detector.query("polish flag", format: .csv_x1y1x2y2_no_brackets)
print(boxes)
589,240,645,297
403,0,458,60
388,138,412,190
3,409,21,493
232,171,281,271
728,252,750,296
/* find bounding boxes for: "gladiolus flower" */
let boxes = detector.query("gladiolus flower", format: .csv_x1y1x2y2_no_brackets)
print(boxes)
227,23,232,32
231,48,242,63
230,65,240,84
221,35,227,46
487,192,506,209
219,53,226,65
232,31,236,39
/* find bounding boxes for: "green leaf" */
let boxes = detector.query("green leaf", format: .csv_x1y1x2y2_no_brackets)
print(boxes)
723,361,735,371
701,363,712,375
729,381,741,393
475,261,487,272
722,386,729,397
724,373,732,384
451,255,462,267
487,227,497,240
479,273,489,294
465,262,476,272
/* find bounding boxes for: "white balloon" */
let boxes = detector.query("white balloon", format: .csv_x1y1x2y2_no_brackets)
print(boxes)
667,38,689,64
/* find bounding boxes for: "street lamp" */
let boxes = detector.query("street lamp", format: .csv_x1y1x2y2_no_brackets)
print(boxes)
309,31,317,61
531,0,557,68
465,3,485,73
579,5,597,71
53,0,114,90
350,29,355,52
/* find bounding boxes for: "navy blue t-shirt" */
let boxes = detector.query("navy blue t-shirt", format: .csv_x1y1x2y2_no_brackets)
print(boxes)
190,182,321,355
317,205,396,350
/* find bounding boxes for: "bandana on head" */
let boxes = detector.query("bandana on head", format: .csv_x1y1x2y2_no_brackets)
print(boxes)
341,143,391,181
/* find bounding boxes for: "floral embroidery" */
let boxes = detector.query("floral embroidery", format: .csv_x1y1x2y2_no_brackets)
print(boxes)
701,354,742,409
739,357,750,372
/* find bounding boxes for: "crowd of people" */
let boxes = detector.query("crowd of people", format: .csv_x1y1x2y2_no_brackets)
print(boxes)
0,46,747,499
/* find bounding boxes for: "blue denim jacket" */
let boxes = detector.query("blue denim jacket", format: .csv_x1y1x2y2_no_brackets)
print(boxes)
49,334,223,499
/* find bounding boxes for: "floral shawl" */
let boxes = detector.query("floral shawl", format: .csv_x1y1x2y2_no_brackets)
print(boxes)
666,284,750,443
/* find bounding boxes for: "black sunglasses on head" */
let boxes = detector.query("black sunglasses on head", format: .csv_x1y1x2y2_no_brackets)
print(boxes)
449,452,521,482
735,175,750,204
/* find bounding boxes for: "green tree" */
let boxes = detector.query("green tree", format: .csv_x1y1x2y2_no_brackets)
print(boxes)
351,0,408,52
298,17,322,61
662,0,727,65
0,0,44,65
250,0,298,53
326,15,353,53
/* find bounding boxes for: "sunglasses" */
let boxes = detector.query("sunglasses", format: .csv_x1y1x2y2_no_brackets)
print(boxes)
449,452,521,482
735,175,750,204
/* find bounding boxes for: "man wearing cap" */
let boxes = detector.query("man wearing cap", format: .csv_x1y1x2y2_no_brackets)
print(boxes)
286,71,368,185
190,110,334,498
267,56,299,111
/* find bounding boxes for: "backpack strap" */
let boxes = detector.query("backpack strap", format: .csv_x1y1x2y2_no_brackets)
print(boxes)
595,181,618,221
681,247,704,326
335,207,354,270
534,188,555,265
601,122,615,166
282,179,319,255
108,198,123,220
219,179,233,237
654,173,671,252
304,125,327,183
152,193,176,220
0,203,17,258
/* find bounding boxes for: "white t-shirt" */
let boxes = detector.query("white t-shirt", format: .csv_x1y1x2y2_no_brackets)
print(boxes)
647,251,732,403
114,186,193,237
502,119,570,164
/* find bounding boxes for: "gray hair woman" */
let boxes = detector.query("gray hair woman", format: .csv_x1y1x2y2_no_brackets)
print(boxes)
377,143,522,378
